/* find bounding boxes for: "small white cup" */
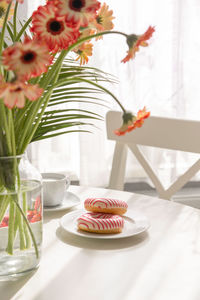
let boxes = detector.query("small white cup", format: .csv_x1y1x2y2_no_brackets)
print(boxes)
42,173,70,207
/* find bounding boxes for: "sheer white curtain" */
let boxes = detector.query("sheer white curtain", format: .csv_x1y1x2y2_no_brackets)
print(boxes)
29,0,200,188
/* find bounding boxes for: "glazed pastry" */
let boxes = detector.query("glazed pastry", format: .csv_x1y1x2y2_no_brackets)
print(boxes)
77,212,124,234
84,197,128,215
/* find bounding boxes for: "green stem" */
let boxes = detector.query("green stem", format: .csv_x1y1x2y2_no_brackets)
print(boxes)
17,207,26,250
14,208,19,239
8,109,16,156
13,2,19,39
11,195,39,258
6,198,15,255
75,77,126,112
0,3,12,55
67,30,128,55
0,196,9,223
23,193,31,249
15,17,32,42
0,103,12,155
19,63,63,153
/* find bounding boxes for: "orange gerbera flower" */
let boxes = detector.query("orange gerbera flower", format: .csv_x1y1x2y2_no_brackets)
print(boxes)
129,107,150,131
74,42,93,65
0,80,43,109
31,3,80,53
115,107,150,136
121,26,155,63
2,36,53,81
91,3,115,39
0,1,14,28
55,0,101,27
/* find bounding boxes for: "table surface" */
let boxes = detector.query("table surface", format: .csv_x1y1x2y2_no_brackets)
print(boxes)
1,185,200,300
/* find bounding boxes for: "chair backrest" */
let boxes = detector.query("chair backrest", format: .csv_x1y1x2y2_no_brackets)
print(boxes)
106,111,200,200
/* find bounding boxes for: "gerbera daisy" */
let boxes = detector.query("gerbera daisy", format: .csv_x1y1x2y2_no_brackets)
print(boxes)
129,107,150,131
0,0,14,28
0,80,43,109
55,0,101,27
31,3,80,53
115,107,150,136
74,42,93,65
121,26,155,63
2,36,53,81
91,3,115,40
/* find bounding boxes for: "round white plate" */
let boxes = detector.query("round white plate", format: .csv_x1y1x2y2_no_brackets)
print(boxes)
44,191,81,212
60,209,150,239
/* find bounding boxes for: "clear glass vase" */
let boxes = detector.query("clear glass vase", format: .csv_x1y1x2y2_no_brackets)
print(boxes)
0,154,42,280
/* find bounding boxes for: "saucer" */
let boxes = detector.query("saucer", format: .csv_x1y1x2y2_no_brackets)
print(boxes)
44,191,81,212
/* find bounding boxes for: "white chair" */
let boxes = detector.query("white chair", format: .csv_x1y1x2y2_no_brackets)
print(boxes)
106,110,200,200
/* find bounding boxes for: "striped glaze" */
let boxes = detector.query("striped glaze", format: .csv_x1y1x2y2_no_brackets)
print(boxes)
84,198,128,211
77,212,124,232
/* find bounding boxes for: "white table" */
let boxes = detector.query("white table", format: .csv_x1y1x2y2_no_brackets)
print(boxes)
1,186,200,300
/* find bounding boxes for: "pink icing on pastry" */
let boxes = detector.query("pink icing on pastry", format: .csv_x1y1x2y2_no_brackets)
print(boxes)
77,212,124,232
84,198,128,210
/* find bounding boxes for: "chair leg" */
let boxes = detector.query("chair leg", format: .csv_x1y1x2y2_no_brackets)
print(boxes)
108,142,128,190
128,144,167,198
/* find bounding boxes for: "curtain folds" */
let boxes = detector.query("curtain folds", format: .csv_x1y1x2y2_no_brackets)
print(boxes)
29,0,200,187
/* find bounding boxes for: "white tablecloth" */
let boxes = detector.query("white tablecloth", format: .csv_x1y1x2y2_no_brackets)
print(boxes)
1,185,200,300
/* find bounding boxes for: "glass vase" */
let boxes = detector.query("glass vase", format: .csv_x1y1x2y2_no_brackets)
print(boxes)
0,154,42,281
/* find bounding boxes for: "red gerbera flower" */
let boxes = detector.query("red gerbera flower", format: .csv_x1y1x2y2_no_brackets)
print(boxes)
54,0,101,27
31,3,80,53
121,26,155,63
0,79,43,109
115,107,150,136
2,36,53,80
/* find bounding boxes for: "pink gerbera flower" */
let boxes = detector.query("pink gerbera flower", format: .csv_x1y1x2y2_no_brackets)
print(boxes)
0,80,43,109
2,36,53,81
55,0,101,27
31,3,80,53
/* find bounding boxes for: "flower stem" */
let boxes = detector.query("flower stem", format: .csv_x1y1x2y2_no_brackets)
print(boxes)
15,17,32,42
0,3,12,56
0,103,12,155
67,30,128,55
0,196,9,223
13,2,19,39
19,62,64,153
17,207,26,250
11,194,39,258
23,192,31,249
6,198,15,255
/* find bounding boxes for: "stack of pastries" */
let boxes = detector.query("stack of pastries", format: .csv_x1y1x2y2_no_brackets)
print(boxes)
77,197,128,234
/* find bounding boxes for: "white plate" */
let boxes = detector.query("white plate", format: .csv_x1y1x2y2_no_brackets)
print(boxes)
60,209,150,239
44,191,81,212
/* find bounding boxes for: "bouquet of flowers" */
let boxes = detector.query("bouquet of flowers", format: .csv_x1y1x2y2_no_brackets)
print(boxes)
0,0,154,272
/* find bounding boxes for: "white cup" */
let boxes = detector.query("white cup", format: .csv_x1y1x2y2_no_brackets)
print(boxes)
42,173,70,207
